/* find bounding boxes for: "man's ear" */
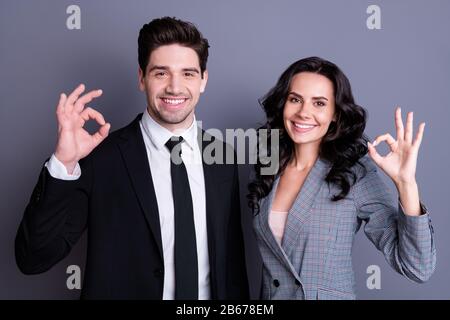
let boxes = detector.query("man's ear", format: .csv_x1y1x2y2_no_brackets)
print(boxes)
200,70,208,93
138,67,145,91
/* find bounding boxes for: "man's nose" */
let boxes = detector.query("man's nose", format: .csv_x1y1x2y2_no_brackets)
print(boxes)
166,75,183,95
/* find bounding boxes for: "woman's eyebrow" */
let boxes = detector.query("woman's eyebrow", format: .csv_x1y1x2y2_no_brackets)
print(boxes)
288,92,328,101
288,91,303,98
312,96,329,101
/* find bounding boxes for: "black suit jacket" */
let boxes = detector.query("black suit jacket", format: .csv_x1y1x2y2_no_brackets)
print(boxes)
15,113,249,299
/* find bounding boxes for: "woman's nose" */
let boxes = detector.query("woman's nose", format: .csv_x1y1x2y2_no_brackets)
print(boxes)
296,101,313,119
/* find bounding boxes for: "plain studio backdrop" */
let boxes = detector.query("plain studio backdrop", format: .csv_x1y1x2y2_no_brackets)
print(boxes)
1,0,449,299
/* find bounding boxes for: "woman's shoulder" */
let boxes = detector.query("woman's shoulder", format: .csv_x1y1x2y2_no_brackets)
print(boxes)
350,154,378,180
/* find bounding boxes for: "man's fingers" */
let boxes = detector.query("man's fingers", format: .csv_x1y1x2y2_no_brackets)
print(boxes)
65,83,86,111
92,123,111,144
56,93,67,115
80,107,110,146
80,107,106,126
74,89,103,113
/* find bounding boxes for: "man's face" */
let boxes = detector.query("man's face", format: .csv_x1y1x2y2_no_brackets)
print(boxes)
139,43,208,132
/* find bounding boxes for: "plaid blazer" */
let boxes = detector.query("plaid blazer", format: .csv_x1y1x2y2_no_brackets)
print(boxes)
253,155,436,300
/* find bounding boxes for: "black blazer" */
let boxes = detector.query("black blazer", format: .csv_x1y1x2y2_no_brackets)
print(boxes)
15,113,249,299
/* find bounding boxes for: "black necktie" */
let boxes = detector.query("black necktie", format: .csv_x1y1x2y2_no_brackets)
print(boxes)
165,136,198,300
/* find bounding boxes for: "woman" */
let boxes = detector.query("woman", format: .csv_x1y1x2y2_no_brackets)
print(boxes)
248,57,436,300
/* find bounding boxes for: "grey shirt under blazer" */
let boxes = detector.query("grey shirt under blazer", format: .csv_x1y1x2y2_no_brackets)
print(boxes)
253,155,436,300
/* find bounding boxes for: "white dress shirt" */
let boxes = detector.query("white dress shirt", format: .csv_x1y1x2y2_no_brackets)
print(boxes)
45,109,211,300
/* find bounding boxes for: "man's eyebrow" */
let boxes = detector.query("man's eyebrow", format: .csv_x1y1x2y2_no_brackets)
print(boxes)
147,66,200,74
148,65,169,73
182,68,200,74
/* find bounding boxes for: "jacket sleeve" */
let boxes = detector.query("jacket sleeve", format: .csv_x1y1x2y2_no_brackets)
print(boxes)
15,156,92,275
354,162,436,283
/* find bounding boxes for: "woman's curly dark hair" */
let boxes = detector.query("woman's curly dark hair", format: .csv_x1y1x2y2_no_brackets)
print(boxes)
247,57,369,214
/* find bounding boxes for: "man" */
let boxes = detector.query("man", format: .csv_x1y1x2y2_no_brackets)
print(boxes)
15,17,249,300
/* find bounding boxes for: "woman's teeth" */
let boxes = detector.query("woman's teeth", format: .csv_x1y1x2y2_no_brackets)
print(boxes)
293,123,316,129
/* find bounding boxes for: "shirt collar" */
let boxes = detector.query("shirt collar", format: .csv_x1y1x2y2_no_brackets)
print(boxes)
141,108,198,151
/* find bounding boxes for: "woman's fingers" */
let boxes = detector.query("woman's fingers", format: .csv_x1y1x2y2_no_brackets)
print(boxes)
368,133,396,167
412,122,425,149
395,107,404,141
367,141,383,166
405,111,414,143
372,133,397,150
74,89,103,113
369,133,398,166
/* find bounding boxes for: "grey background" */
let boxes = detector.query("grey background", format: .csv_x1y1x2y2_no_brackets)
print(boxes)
1,0,449,299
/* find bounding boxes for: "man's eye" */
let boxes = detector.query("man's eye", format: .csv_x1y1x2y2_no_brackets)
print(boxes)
155,72,166,77
185,72,195,77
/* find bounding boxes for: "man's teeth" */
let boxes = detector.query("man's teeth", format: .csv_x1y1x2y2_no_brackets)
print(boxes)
293,123,316,129
162,98,186,105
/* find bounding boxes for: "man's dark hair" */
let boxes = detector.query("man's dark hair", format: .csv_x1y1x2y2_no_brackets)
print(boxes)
138,16,209,78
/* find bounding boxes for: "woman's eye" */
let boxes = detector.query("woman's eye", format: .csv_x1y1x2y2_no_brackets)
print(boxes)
290,97,300,103
315,101,326,107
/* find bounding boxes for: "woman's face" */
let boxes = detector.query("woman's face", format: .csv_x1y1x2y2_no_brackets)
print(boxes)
283,72,336,147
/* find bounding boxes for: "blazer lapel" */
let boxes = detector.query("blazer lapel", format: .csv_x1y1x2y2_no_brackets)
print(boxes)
281,158,330,257
117,113,164,261
257,177,299,274
197,128,220,298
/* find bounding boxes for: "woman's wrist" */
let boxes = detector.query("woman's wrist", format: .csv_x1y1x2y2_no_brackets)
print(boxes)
395,180,422,216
